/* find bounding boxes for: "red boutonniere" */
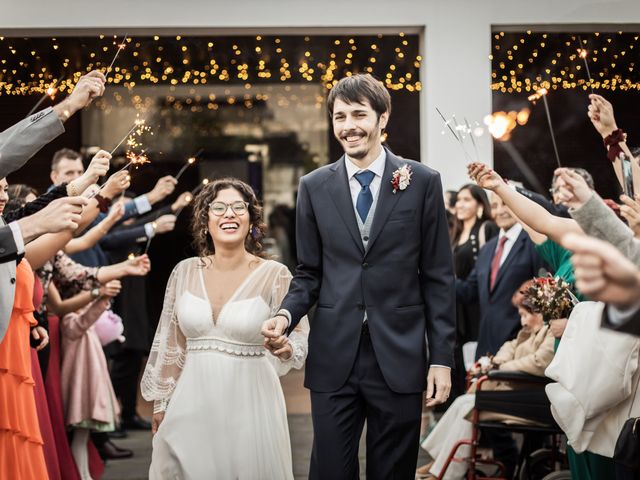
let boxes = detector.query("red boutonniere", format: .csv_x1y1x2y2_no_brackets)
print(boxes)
391,164,413,194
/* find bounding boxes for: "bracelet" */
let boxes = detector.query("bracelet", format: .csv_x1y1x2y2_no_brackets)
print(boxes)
604,128,626,163
66,182,79,197
94,194,111,213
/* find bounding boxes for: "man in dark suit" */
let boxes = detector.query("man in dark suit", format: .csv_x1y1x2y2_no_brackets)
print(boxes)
457,192,547,358
262,74,456,479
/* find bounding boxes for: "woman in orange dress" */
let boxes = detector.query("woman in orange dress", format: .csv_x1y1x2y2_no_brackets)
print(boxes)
0,177,49,479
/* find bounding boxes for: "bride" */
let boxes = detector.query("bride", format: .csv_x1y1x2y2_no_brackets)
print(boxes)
141,178,309,479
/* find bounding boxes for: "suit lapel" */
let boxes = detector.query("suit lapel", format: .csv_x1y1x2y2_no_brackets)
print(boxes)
490,230,527,294
326,157,365,255
365,151,402,256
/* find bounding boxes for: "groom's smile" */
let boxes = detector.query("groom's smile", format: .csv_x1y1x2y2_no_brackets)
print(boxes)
332,97,388,164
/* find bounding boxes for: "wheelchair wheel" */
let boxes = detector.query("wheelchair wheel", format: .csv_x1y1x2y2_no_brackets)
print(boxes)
518,448,559,480
541,471,572,480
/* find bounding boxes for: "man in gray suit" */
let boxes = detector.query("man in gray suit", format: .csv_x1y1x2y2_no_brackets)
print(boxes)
262,74,455,479
0,70,105,263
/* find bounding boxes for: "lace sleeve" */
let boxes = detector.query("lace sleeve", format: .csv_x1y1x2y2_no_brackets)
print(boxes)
140,262,187,413
267,265,309,376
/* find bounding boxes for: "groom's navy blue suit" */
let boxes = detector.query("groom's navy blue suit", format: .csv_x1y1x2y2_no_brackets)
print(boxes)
280,149,456,479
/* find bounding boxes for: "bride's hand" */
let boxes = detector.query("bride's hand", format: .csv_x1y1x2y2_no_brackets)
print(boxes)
270,341,293,361
152,412,165,435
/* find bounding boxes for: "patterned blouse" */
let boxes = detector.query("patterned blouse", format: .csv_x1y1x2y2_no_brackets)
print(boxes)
36,250,101,313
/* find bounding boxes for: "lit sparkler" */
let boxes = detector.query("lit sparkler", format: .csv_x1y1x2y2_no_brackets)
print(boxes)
484,111,546,194
174,149,204,181
104,33,129,81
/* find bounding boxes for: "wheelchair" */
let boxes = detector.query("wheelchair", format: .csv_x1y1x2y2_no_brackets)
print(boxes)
434,370,571,480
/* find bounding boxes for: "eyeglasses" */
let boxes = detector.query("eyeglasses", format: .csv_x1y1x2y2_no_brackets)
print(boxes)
209,201,249,216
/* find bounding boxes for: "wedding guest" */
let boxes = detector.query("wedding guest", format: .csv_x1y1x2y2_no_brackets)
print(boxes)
417,282,556,479
455,191,546,358
450,184,498,398
60,279,144,480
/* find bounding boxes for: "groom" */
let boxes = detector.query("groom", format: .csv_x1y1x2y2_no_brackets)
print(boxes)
262,74,455,479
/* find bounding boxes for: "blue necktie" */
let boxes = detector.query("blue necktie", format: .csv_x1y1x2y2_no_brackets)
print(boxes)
354,170,376,222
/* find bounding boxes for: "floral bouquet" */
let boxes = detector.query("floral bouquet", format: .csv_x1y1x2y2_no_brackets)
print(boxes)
525,275,576,323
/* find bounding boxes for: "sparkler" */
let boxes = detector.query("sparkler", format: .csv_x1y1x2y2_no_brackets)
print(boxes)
578,36,595,95
27,74,65,116
191,178,210,196
435,107,473,163
464,117,480,162
174,149,204,181
174,194,193,218
104,33,129,81
530,87,562,168
143,222,157,255
484,111,546,195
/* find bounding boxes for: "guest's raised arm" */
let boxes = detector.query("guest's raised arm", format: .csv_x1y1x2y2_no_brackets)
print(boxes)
467,162,582,244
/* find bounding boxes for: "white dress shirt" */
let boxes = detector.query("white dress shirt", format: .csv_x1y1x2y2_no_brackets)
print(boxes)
344,147,386,210
7,222,25,255
494,223,523,267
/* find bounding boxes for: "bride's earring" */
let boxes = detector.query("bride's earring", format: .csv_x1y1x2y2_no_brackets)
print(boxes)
203,228,208,237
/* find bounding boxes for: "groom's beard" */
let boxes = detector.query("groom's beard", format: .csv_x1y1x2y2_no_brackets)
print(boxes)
338,128,381,160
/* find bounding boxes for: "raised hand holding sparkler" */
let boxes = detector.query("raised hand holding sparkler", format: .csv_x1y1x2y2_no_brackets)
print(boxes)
51,71,106,122
143,215,177,255
171,192,193,217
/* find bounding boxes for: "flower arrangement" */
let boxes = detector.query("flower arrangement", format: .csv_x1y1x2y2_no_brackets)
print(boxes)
525,275,576,322
391,164,412,193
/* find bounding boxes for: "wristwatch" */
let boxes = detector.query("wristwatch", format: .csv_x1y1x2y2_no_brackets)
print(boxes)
91,288,100,299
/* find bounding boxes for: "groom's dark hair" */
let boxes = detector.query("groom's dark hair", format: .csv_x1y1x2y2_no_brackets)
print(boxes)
327,74,391,120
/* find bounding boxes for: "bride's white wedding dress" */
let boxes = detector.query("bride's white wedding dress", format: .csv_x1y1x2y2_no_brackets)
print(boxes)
141,258,308,479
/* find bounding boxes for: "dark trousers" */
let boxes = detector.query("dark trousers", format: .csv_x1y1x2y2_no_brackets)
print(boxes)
309,324,423,480
110,348,144,419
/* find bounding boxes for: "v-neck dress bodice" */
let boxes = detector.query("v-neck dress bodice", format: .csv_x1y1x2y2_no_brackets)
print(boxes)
142,257,309,480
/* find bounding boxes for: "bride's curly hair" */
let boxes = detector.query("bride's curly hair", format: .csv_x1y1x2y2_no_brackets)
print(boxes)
190,178,267,263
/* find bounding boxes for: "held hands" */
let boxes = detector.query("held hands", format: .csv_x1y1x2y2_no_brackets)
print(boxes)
147,176,177,205
261,315,290,357
553,168,594,209
467,163,504,190
587,94,618,138
562,233,640,309
425,366,452,408
152,412,165,435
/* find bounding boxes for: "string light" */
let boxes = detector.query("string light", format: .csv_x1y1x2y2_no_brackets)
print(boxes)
0,33,421,96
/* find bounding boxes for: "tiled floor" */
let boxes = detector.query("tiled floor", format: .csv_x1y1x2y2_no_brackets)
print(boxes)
104,368,429,479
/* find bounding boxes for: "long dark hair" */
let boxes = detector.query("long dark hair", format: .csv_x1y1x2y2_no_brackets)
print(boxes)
190,178,267,265
4,184,38,214
451,184,492,245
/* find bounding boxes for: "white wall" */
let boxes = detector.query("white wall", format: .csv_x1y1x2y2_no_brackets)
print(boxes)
4,0,640,188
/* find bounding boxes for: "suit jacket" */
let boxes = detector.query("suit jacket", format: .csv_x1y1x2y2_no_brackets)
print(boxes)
601,307,640,337
280,150,456,393
0,107,65,179
457,228,547,359
516,186,570,218
0,184,69,343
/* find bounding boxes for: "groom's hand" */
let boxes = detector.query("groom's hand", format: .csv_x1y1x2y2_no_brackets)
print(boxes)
261,315,289,350
425,366,451,407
